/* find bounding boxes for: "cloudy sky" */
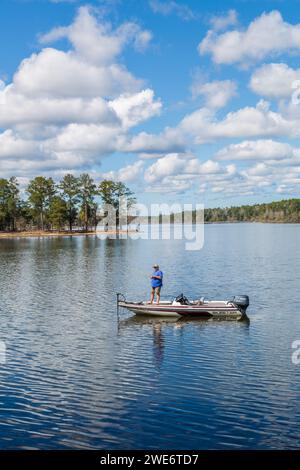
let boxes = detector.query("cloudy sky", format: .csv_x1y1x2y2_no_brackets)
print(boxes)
1,0,300,207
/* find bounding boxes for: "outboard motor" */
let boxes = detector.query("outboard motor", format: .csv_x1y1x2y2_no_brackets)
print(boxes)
232,295,249,313
175,294,190,305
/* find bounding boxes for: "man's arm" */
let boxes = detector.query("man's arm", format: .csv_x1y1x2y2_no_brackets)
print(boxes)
151,271,162,279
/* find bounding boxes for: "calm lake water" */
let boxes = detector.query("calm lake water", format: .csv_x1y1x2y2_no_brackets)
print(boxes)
0,223,299,449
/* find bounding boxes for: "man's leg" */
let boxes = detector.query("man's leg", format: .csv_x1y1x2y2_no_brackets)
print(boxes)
150,288,154,304
156,287,161,304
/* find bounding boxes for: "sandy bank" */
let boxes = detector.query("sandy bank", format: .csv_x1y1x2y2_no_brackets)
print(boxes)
0,230,134,239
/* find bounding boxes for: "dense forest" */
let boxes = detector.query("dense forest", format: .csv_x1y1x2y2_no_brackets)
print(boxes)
149,199,300,224
203,199,300,223
1,175,299,233
0,175,135,232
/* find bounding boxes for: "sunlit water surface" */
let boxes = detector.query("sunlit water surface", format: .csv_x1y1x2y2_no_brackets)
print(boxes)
0,223,299,449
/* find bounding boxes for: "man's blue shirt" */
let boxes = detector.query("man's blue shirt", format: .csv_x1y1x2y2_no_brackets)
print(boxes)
151,270,163,287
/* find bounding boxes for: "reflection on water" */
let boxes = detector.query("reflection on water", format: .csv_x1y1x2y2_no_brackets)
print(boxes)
0,224,300,449
118,316,250,370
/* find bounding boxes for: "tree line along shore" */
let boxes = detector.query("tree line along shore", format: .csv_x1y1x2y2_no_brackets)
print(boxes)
203,198,300,223
142,198,300,224
0,175,136,233
0,175,299,236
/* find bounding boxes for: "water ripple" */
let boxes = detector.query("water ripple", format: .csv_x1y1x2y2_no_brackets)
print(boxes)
0,227,299,449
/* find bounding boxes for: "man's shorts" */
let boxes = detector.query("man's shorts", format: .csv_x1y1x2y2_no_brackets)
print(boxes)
151,286,161,294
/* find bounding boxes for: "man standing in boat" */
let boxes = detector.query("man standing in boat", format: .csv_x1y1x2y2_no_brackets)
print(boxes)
150,264,163,304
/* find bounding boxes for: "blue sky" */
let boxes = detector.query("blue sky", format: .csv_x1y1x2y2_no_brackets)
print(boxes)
1,0,300,207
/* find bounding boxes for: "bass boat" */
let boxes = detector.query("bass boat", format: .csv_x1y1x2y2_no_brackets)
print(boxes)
117,293,249,321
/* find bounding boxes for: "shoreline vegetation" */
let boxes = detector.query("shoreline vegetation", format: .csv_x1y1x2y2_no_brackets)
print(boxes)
0,229,134,239
0,198,299,239
0,174,299,238
0,175,136,234
203,198,300,223
144,198,300,225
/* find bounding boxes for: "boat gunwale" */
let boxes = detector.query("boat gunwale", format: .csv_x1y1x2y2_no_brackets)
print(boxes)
118,301,241,312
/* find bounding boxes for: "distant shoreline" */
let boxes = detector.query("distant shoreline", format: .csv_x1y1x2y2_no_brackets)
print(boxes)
0,221,299,240
137,220,300,225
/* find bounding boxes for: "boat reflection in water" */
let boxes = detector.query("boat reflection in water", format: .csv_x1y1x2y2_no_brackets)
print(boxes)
118,315,250,368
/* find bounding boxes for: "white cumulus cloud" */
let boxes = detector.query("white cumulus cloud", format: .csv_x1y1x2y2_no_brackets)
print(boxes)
216,139,298,161
180,100,300,143
191,79,237,108
199,11,300,66
250,63,300,99
109,89,162,129
101,161,144,183
144,153,221,184
0,6,160,178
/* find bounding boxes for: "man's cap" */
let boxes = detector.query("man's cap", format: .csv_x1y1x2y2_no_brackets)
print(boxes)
153,264,159,268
